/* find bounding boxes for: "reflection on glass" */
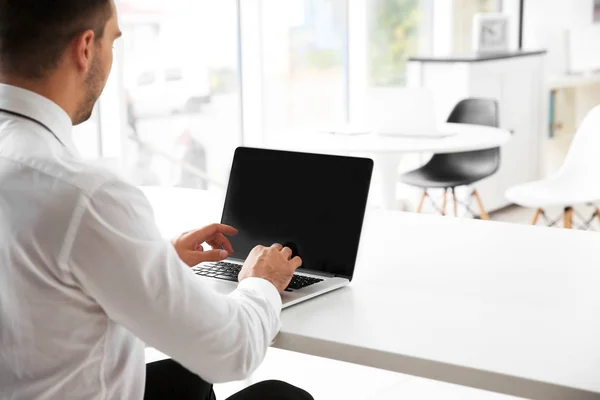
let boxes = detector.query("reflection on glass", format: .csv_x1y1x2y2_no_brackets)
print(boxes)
119,0,241,191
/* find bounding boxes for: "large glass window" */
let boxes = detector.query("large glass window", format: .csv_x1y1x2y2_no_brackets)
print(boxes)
72,108,101,159
368,0,432,87
90,0,490,191
118,0,241,191
261,0,349,138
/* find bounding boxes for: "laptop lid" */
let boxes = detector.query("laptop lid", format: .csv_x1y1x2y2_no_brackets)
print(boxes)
220,147,373,280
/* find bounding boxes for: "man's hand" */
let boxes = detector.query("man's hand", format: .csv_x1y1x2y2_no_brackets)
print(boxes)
172,224,238,267
238,244,303,293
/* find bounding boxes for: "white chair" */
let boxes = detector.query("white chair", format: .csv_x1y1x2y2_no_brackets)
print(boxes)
506,105,600,229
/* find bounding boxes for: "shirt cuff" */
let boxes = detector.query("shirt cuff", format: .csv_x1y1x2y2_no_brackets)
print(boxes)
237,277,282,315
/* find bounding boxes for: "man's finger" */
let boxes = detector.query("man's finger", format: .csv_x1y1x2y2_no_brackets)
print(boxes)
184,224,238,243
280,247,293,260
190,249,229,264
270,243,283,251
289,256,303,269
201,223,238,237
207,233,235,254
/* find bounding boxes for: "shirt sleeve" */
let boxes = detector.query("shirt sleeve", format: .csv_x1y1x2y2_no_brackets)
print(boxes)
66,179,282,383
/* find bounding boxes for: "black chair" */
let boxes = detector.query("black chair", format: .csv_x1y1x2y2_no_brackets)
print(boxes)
399,98,500,219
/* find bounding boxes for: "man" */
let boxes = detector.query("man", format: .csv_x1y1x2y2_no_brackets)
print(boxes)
0,1,313,399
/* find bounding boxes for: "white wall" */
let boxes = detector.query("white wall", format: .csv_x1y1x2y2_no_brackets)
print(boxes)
523,0,593,75
520,0,600,175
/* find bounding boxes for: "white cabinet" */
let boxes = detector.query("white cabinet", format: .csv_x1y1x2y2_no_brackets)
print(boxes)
407,52,546,211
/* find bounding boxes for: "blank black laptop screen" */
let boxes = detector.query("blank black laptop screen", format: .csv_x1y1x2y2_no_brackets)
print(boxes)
221,147,373,280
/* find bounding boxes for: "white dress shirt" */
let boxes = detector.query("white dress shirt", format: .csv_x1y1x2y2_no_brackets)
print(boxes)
0,84,282,400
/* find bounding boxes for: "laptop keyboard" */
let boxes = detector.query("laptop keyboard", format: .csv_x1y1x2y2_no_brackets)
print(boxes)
193,261,324,292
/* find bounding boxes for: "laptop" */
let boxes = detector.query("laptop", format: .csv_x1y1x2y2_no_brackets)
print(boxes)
192,147,373,308
367,88,456,139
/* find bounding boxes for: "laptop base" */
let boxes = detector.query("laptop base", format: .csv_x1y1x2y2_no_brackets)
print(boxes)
195,272,349,309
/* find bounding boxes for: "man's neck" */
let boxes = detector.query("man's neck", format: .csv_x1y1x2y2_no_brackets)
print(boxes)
0,74,76,123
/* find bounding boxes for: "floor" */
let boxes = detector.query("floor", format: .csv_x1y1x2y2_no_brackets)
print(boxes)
214,205,599,399
214,348,523,400
491,204,600,231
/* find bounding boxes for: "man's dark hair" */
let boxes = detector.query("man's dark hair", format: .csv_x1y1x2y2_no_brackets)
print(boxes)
0,0,112,79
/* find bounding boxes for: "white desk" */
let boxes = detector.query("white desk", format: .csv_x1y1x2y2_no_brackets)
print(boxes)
143,187,600,400
267,123,511,210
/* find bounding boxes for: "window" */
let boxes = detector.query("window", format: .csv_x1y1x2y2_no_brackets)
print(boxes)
72,107,101,159
118,0,241,191
137,71,156,86
164,69,184,82
368,0,432,87
91,0,486,192
260,0,349,138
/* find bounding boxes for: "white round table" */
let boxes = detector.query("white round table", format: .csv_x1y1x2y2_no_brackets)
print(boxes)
267,123,511,210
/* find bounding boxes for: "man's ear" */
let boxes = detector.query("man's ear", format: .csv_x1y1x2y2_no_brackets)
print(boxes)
72,30,96,74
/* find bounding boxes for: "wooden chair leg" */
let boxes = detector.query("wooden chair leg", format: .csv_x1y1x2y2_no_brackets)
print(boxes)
472,190,490,220
531,209,543,225
452,188,458,217
416,191,427,213
564,207,574,229
441,189,448,216
596,209,600,224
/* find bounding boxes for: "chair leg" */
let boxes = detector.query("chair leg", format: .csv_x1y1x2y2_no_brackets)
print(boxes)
531,209,543,225
416,190,427,213
472,190,490,220
564,207,574,229
441,189,448,216
452,188,458,217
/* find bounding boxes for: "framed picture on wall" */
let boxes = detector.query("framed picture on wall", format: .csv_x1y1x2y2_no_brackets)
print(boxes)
473,13,510,53
594,0,600,23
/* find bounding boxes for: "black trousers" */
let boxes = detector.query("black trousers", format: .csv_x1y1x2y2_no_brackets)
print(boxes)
144,359,314,400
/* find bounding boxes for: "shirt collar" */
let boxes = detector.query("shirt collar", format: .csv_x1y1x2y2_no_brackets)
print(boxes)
0,83,79,156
